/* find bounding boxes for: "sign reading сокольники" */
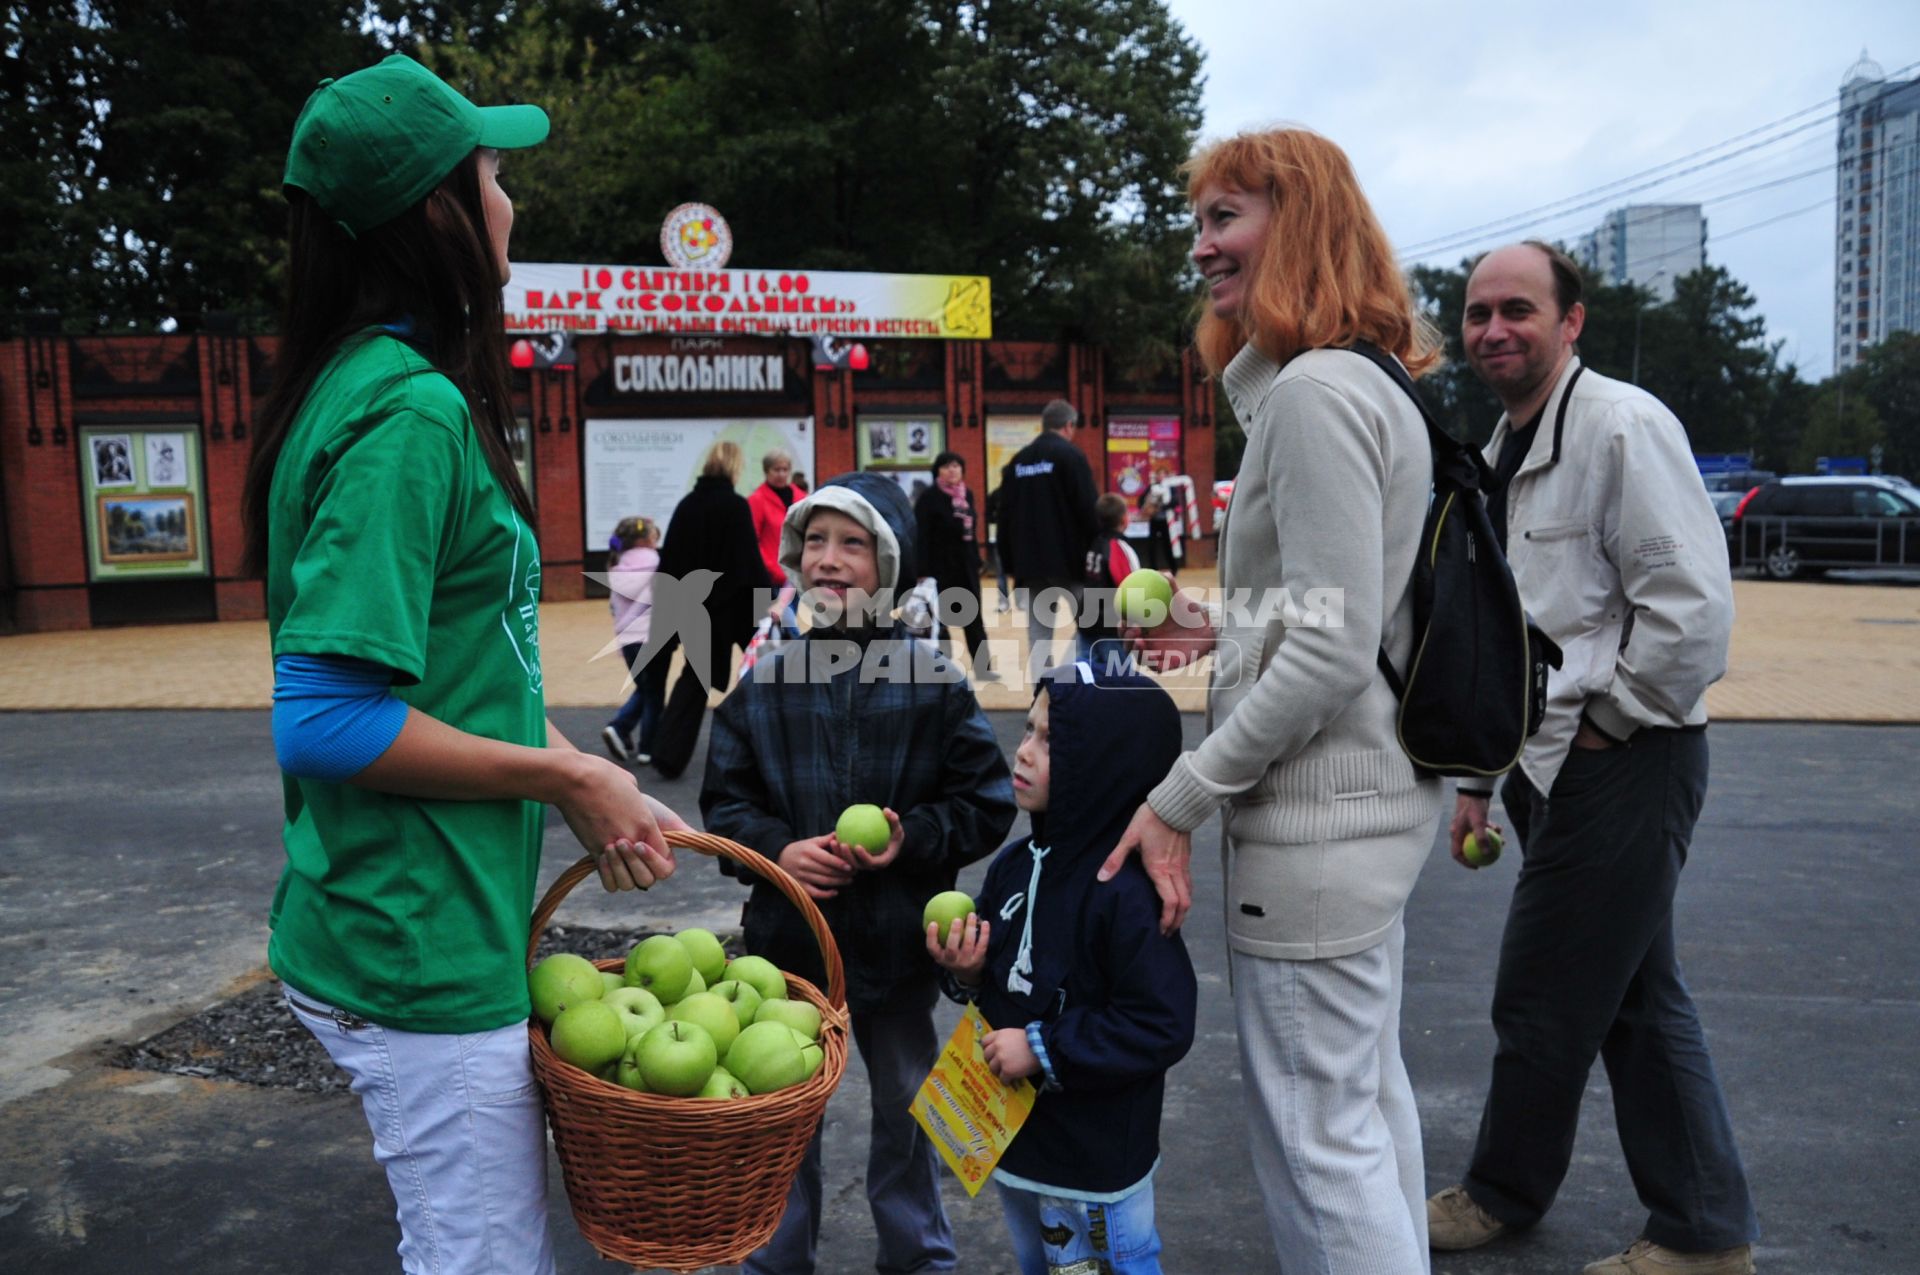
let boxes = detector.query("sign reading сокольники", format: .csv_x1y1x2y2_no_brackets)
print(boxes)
506,263,991,340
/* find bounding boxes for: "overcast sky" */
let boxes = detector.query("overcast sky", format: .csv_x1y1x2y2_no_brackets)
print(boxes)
1163,0,1920,381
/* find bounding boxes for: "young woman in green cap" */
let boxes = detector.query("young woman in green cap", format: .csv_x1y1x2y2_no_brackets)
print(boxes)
242,54,684,1272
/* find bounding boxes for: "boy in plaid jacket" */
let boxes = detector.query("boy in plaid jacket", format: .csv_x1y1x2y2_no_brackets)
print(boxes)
701,471,1016,1275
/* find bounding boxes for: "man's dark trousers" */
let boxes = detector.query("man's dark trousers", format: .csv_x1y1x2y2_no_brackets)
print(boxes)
1465,728,1758,1251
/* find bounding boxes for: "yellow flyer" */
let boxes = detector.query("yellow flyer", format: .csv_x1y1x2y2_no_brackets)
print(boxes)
909,1002,1037,1196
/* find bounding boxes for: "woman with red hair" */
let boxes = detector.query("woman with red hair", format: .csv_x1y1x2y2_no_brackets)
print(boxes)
1104,128,1446,1273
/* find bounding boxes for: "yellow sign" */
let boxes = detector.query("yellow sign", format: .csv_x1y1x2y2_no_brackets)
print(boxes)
506,263,992,339
909,1003,1037,1196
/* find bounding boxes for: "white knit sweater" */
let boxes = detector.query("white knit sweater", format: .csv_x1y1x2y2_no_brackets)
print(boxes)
1147,343,1443,959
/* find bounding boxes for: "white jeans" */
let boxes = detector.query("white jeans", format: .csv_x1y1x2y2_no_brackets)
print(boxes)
284,988,556,1274
1232,916,1429,1275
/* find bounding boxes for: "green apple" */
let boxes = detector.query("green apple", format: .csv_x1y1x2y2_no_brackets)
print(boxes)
673,928,730,986
593,1060,620,1083
635,1020,718,1096
549,1001,628,1073
835,803,891,854
603,986,666,1040
624,934,694,1004
1463,827,1505,868
724,1020,808,1094
753,997,821,1042
601,971,627,995
697,1066,751,1100
922,890,975,945
1114,568,1174,627
724,955,789,1004
668,991,742,1056
529,953,605,1025
676,967,707,1003
797,1037,824,1082
614,1046,652,1093
709,979,765,1031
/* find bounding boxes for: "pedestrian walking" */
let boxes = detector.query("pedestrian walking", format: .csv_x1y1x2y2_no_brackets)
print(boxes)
1425,241,1756,1275
996,399,1099,676
914,450,993,678
602,515,663,765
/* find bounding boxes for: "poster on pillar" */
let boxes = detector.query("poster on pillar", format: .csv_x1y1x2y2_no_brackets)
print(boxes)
78,425,209,581
1105,417,1183,532
984,416,1043,497
581,418,813,556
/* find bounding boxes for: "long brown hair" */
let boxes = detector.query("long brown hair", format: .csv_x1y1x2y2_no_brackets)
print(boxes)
242,150,533,576
1185,128,1440,378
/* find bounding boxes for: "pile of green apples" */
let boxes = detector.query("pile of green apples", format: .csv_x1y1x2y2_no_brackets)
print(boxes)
530,928,825,1099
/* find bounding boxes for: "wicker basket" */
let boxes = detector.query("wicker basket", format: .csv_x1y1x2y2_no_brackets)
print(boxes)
526,830,849,1271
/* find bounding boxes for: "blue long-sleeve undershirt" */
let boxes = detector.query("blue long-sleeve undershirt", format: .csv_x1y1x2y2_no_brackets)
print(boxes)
272,654,410,781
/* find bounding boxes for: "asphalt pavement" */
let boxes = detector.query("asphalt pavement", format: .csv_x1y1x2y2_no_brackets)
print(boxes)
1,707,1915,1273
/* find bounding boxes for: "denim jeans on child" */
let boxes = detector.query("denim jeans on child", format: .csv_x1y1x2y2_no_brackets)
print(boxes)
282,987,555,1275
997,1177,1164,1275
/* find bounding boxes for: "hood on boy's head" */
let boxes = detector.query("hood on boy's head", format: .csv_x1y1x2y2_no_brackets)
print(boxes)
1030,657,1183,865
778,471,919,595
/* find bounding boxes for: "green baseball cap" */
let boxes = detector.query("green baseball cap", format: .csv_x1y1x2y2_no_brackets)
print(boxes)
283,54,548,239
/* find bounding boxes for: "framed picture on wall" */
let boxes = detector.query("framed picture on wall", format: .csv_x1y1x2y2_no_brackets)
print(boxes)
91,434,136,488
78,425,210,580
858,415,943,470
97,493,197,564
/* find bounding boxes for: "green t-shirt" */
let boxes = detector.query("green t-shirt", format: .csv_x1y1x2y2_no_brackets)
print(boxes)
265,332,546,1034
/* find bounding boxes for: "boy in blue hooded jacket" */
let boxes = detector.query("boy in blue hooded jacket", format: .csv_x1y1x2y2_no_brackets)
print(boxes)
928,659,1197,1275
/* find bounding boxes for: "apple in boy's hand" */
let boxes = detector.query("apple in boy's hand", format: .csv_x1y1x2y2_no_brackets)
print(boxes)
754,997,822,1041
624,934,694,1003
549,1001,628,1073
1463,827,1505,868
922,890,976,944
709,979,764,1030
673,927,729,986
724,955,789,1004
1114,568,1175,627
835,804,891,854
529,953,604,1025
635,1020,717,1096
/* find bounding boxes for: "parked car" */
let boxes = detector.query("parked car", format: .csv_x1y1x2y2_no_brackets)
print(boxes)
1730,476,1920,579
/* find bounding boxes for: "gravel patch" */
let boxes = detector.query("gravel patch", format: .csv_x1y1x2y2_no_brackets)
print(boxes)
107,924,741,1093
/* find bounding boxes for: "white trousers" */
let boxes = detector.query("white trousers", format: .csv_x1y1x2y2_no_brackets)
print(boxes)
1232,916,1428,1275
284,988,556,1274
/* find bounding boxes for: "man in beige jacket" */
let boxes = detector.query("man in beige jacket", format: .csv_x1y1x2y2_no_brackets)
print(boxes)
1426,242,1758,1275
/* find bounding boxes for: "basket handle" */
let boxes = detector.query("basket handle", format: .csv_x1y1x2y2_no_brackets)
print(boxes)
527,828,847,1012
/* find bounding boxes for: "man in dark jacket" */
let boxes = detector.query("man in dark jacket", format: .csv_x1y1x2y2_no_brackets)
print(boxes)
997,398,1099,677
929,659,1196,1272
701,471,1016,1275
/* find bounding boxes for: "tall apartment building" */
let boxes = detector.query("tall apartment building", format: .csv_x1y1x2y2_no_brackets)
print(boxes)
1834,51,1920,372
1578,204,1705,302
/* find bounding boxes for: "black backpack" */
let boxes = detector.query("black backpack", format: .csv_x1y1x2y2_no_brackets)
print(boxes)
1345,343,1561,780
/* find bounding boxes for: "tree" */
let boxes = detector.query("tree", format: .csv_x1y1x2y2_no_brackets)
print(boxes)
1795,385,1884,473
1851,331,1920,479
2,1,380,331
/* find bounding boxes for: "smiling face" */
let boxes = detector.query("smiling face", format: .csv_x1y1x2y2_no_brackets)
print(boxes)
1012,689,1052,813
1192,181,1271,321
799,508,880,625
478,149,514,283
1463,244,1585,414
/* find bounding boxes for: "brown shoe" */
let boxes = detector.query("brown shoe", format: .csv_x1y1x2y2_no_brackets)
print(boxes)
1427,1185,1506,1250
1582,1239,1756,1274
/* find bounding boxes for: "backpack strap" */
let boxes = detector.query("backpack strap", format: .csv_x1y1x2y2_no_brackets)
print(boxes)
1341,341,1481,701
1345,341,1489,491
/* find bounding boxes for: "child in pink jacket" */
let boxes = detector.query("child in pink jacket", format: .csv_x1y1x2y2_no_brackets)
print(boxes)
602,516,662,763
